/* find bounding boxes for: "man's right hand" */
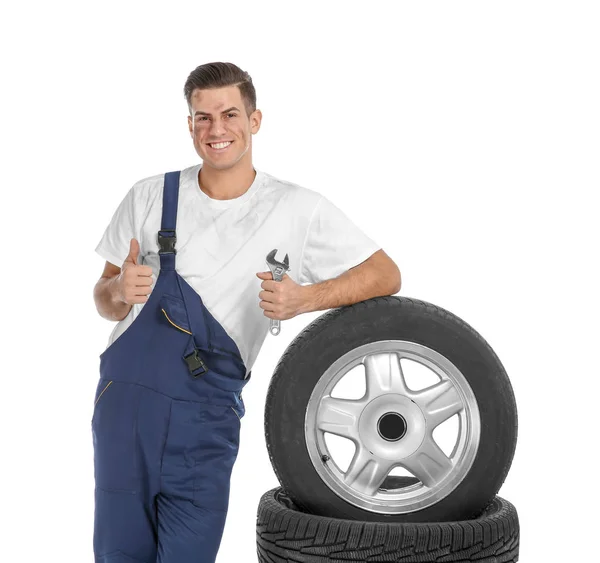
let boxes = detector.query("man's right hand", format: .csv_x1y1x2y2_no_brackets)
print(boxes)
115,238,154,305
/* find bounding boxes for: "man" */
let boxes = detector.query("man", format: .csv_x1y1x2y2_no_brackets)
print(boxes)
92,62,401,563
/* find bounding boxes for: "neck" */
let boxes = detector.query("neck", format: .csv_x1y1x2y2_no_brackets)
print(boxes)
198,164,257,200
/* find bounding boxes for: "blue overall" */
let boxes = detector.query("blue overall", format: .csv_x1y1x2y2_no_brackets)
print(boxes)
91,170,251,563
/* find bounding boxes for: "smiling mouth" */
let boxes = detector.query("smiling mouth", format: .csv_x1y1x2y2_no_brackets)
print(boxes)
207,141,233,151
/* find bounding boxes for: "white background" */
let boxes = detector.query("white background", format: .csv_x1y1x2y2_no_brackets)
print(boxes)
1,1,598,562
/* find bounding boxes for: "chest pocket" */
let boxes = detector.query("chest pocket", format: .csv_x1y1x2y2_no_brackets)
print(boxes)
159,293,192,335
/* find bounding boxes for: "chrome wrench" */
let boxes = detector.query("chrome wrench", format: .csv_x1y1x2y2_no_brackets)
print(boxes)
265,249,290,336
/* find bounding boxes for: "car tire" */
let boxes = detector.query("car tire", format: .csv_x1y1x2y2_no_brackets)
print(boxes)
256,487,519,562
264,296,518,522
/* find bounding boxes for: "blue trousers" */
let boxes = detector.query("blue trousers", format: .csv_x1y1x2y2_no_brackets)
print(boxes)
92,170,250,563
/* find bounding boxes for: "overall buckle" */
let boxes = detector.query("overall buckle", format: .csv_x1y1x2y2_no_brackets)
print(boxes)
183,348,208,378
158,230,177,254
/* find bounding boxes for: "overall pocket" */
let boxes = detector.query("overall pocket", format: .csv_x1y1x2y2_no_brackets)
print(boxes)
91,379,113,425
159,293,191,335
192,404,241,511
91,380,141,493
230,405,242,422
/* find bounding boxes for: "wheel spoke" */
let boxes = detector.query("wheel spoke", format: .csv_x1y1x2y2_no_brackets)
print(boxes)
401,436,453,487
412,379,464,429
364,352,410,400
343,445,392,495
317,396,363,439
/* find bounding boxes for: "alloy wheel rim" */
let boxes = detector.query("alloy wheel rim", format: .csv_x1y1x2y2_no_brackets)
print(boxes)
304,340,481,514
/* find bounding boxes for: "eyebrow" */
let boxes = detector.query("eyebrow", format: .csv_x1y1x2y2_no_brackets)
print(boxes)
194,106,240,117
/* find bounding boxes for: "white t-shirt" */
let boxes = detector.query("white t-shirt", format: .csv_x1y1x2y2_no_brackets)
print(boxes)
95,162,381,377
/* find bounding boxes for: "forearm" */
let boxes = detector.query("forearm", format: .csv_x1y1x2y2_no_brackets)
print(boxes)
94,276,132,322
299,263,401,314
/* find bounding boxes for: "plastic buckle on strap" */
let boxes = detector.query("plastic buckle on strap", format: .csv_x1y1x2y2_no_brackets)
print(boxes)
158,230,177,254
183,348,208,378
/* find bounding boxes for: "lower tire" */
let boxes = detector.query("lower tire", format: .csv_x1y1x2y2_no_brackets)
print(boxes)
256,487,519,562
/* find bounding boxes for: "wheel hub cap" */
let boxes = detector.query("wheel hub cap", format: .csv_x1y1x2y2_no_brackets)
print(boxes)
361,395,424,456
377,412,407,442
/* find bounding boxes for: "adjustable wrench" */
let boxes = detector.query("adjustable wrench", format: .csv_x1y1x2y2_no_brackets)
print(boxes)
265,249,290,336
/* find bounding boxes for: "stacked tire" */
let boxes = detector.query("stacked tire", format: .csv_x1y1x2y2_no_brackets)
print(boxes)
258,296,519,562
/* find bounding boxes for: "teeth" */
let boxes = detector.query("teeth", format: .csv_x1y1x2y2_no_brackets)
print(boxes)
210,141,231,149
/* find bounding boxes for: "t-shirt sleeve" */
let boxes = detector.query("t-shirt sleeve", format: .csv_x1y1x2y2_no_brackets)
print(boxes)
94,185,139,268
298,195,381,285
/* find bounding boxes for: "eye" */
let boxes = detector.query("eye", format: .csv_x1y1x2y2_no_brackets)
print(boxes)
227,113,237,118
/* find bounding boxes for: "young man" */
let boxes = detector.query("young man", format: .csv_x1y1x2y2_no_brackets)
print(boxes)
92,62,401,563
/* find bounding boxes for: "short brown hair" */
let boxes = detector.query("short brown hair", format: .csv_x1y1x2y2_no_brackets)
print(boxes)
183,62,256,118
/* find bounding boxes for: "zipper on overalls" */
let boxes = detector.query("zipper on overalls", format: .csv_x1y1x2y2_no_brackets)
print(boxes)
161,308,192,335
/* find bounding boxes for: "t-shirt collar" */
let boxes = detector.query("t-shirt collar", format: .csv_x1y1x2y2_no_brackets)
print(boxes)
193,163,265,208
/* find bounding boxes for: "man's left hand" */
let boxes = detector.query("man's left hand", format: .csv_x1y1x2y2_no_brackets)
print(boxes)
256,271,306,320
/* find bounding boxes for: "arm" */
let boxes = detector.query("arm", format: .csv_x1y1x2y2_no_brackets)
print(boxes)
299,249,401,313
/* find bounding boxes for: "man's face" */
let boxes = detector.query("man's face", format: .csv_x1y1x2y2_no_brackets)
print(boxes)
187,85,261,171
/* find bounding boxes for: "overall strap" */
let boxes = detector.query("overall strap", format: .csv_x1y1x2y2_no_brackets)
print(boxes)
158,171,181,271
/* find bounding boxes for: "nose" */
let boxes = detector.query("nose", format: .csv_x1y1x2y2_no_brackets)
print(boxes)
208,118,227,136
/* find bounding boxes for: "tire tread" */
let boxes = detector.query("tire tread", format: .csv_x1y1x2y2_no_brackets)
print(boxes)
256,486,520,562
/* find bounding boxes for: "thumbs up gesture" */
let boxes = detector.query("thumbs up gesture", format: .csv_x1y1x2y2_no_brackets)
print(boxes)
115,238,154,305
